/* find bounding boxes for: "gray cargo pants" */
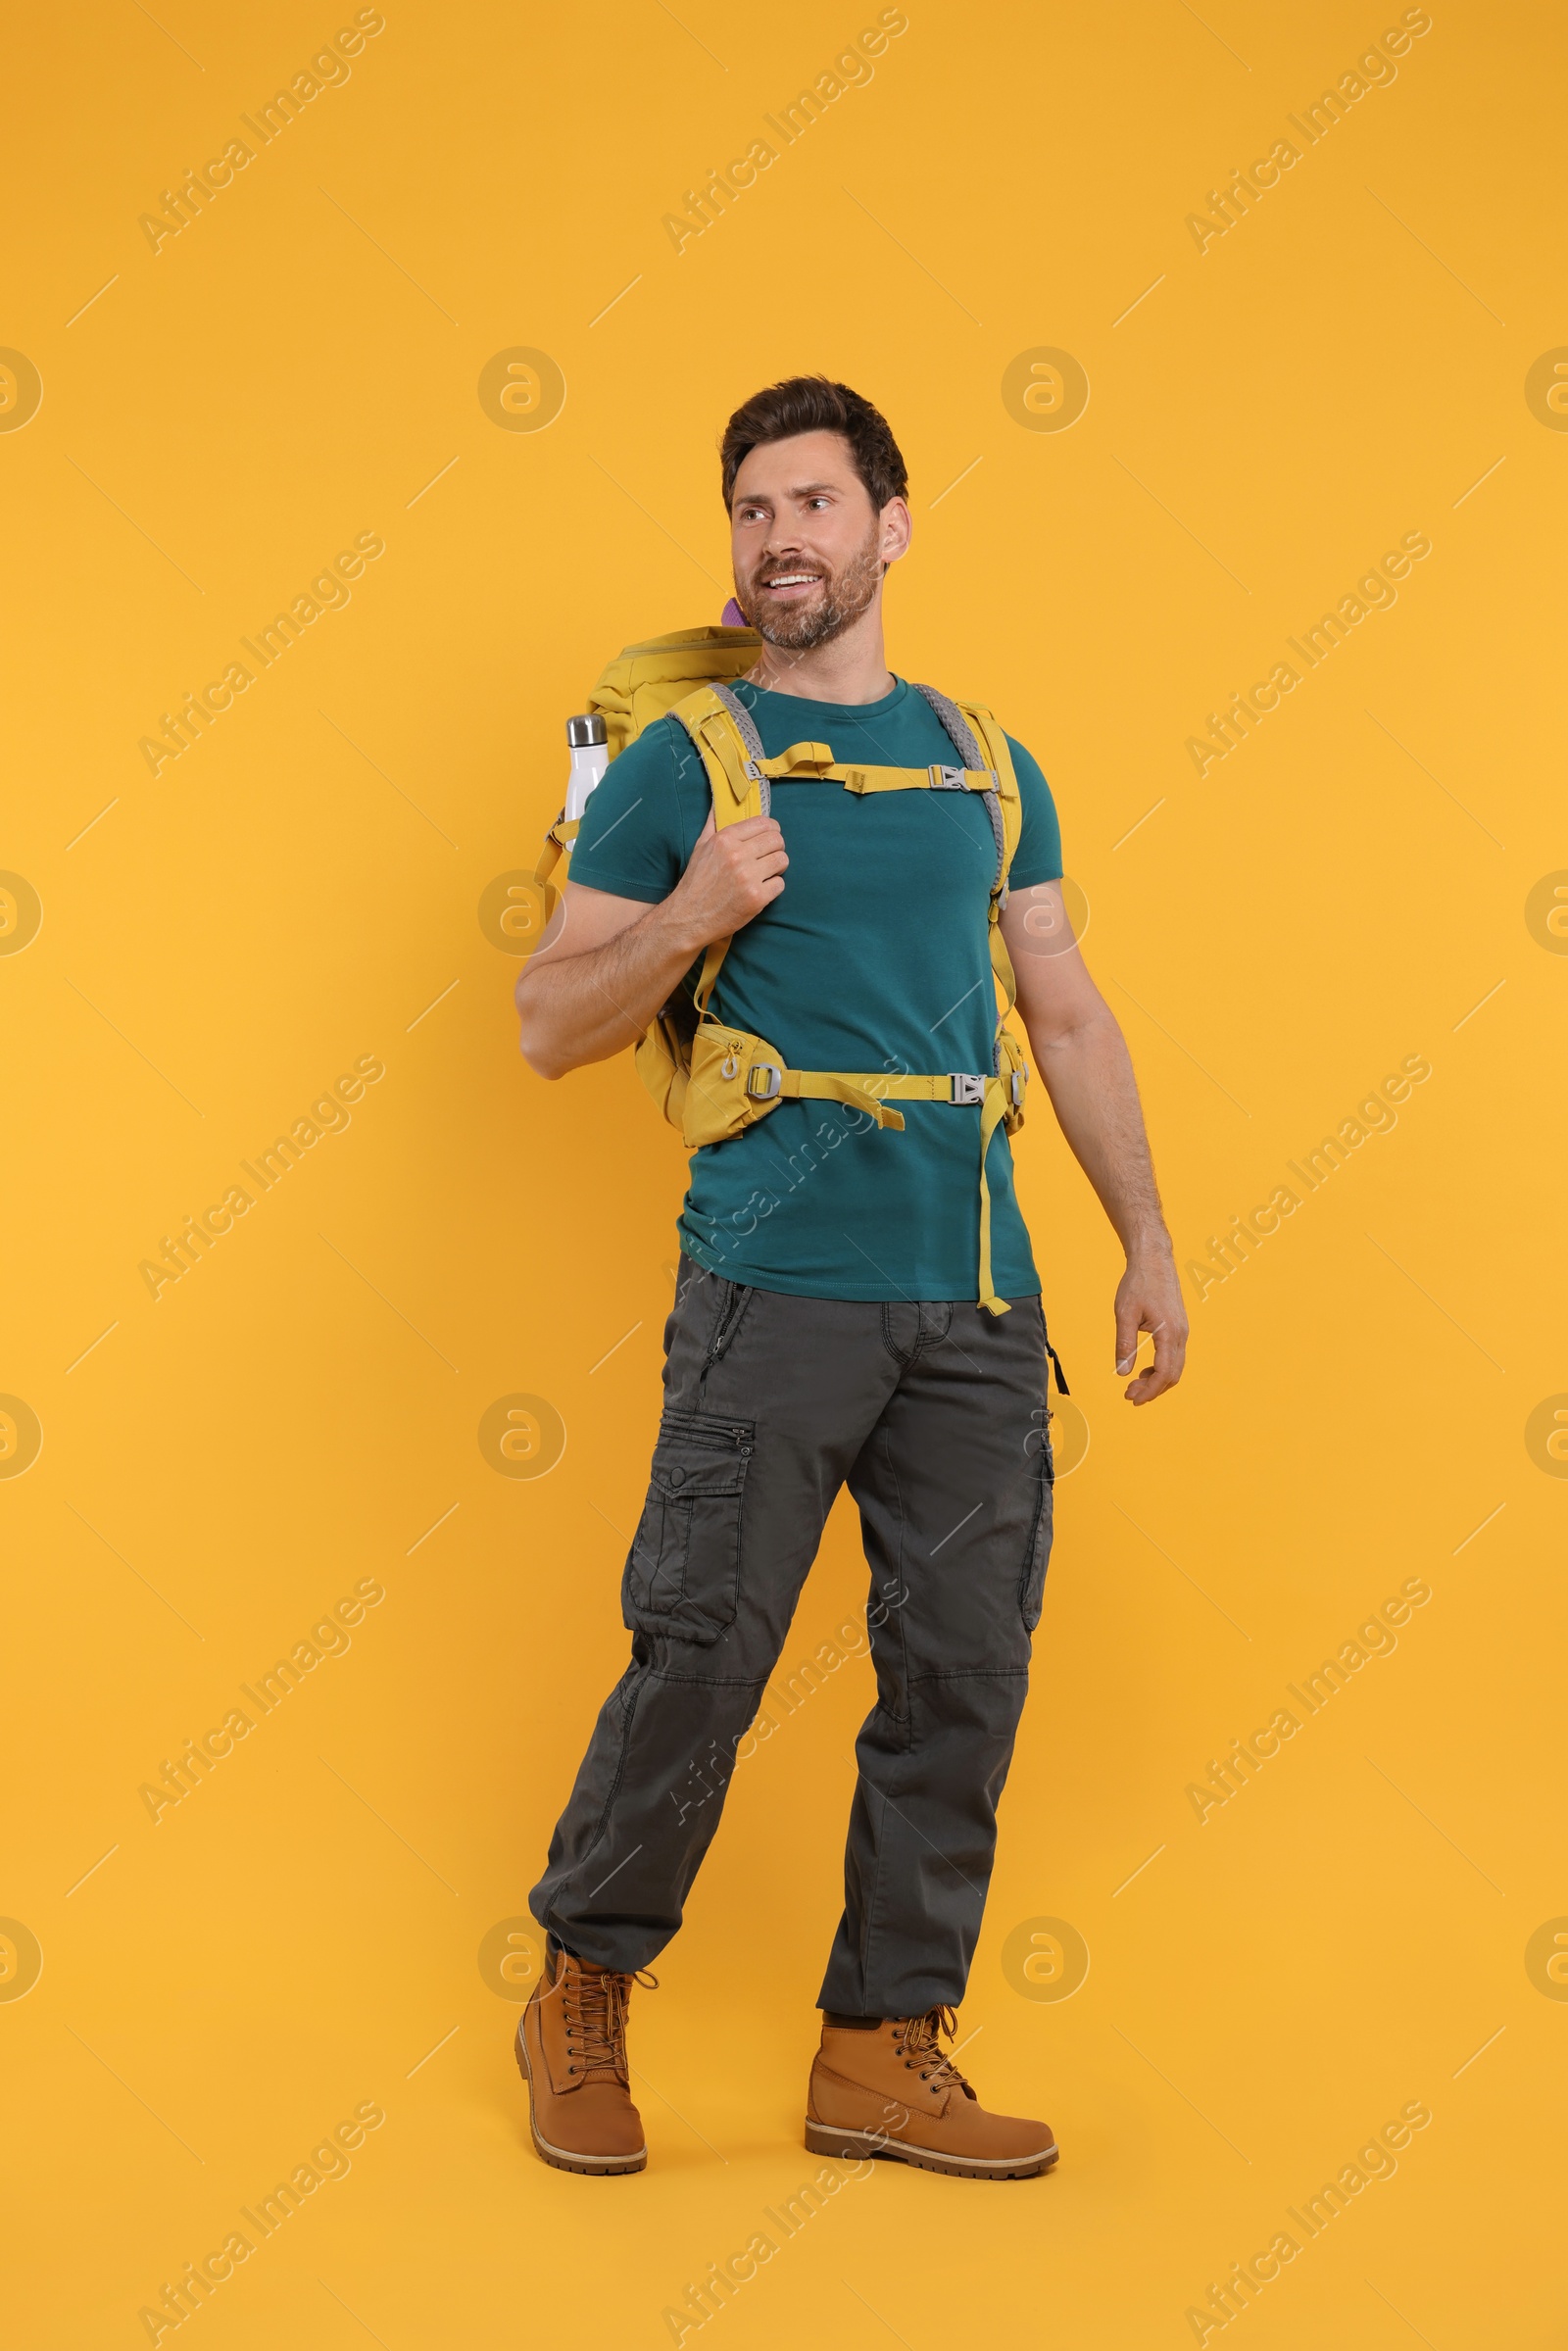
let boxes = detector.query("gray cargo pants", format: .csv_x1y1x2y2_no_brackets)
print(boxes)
529,1256,1057,2018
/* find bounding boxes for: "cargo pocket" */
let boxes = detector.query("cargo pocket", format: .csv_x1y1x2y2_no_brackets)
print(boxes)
1018,1424,1055,1634
621,1408,755,1646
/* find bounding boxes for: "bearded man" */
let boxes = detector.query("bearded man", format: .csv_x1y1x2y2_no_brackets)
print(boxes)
513,376,1187,2180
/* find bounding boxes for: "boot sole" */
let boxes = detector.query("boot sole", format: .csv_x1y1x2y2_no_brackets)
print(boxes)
514,2019,647,2175
804,2119,1057,2180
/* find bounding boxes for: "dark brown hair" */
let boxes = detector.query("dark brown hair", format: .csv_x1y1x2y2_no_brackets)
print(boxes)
719,376,908,513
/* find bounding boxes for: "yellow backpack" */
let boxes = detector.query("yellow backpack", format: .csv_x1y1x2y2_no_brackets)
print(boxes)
536,625,1030,1314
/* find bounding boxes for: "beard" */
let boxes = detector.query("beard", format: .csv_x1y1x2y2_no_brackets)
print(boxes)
737,527,885,652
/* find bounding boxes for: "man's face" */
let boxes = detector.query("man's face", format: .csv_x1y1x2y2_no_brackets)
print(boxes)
728,429,907,652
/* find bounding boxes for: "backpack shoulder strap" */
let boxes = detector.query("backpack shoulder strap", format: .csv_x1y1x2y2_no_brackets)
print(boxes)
956,702,1021,885
668,682,770,825
914,685,1025,1030
912,685,1022,900
666,683,769,1014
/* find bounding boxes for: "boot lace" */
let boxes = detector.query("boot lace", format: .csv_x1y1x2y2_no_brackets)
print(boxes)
562,1961,658,2080
892,2005,973,2096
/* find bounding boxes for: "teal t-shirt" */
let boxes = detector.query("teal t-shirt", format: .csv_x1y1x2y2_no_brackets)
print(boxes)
568,676,1062,1301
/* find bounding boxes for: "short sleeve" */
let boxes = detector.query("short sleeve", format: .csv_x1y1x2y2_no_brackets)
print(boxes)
1004,735,1063,890
565,717,707,905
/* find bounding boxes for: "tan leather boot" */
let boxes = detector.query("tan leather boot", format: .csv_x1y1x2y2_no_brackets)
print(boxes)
516,1939,652,2175
805,2005,1057,2180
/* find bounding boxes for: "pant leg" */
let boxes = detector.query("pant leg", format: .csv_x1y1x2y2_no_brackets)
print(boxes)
818,1295,1054,2018
529,1260,900,1975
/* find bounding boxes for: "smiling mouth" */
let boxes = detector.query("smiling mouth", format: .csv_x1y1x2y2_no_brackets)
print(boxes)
760,571,823,595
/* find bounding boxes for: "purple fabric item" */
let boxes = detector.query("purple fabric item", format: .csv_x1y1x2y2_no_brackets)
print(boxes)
720,598,747,627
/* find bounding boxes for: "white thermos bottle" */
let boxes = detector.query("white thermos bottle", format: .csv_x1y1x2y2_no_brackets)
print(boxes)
564,713,609,823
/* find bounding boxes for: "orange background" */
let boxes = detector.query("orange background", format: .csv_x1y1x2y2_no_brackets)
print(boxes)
4,0,1565,2343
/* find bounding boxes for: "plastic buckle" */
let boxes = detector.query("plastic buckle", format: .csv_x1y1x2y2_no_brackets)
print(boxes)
746,1063,783,1101
929,764,966,790
1010,1070,1026,1104
744,759,762,781
949,1072,986,1105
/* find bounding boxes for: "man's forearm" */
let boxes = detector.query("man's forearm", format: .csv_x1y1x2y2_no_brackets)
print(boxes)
1026,1008,1171,1257
517,903,701,1078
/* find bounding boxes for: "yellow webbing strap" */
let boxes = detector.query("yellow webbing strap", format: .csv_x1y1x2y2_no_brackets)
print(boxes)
989,915,1018,1025
533,813,579,894
748,1063,1016,1315
756,739,998,796
951,700,1024,1054
757,739,835,776
839,766,996,796
691,935,727,1019
976,1079,1009,1316
667,689,768,1015
959,703,1021,846
771,1071,905,1128
678,689,766,826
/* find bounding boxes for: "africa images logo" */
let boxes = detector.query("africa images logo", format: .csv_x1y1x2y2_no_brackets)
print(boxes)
138,1055,385,1299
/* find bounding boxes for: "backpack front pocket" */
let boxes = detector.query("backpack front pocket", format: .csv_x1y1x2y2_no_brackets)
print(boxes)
622,1409,756,1645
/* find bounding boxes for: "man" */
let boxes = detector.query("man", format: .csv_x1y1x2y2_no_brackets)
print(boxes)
514,376,1187,2180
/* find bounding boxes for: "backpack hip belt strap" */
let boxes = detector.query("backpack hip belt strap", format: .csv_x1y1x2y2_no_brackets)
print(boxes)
682,1020,1029,1317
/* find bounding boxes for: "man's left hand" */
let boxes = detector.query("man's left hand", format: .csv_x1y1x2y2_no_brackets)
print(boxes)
1113,1250,1189,1405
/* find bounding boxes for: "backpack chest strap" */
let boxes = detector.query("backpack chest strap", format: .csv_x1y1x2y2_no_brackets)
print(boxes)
686,1025,1027,1317
755,742,1007,895
757,740,998,797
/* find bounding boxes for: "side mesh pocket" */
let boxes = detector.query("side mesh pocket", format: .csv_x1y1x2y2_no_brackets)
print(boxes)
622,1408,755,1646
